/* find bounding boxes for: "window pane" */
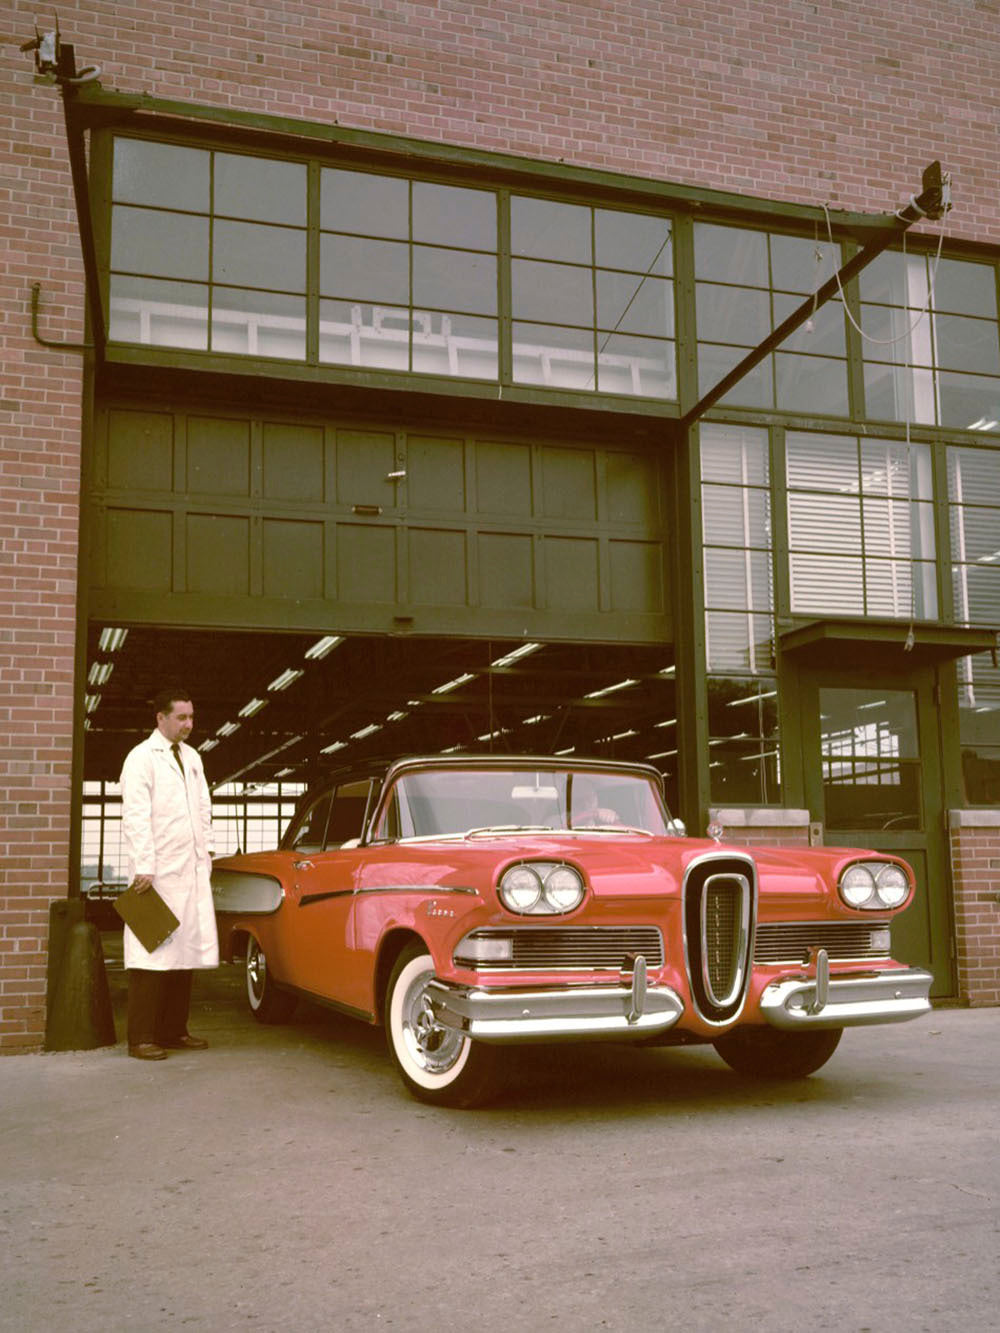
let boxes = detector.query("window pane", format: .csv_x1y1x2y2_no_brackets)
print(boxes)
697,283,769,344
933,258,997,318
770,233,839,294
412,246,497,314
214,153,306,226
697,345,772,408
412,182,496,249
512,259,593,326
859,304,934,365
935,314,1000,374
321,169,408,239
211,289,306,359
949,446,1000,505
595,211,672,276
786,432,857,491
788,491,861,551
938,371,1000,432
214,220,306,291
707,675,780,805
863,360,937,425
860,439,933,499
700,425,769,485
859,251,928,308
113,139,210,212
955,563,1000,623
320,234,410,303
111,205,209,281
950,504,1000,562
704,548,772,609
318,300,410,370
790,552,865,614
773,293,846,356
861,497,934,558
597,272,673,337
775,352,849,416
705,611,774,671
511,196,591,262
702,484,771,547
512,323,594,389
109,275,208,349
694,223,768,285
596,334,674,398
958,653,1000,804
864,557,937,618
412,312,498,379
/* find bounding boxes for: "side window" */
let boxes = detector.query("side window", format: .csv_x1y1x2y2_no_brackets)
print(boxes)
327,779,375,847
288,791,333,852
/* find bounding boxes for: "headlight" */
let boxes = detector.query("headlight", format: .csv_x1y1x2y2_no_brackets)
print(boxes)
499,862,585,915
839,861,911,910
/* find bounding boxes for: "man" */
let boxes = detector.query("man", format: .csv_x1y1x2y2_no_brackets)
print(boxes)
119,687,218,1060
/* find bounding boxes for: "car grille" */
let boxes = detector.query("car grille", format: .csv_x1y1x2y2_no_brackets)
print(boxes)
461,926,664,970
684,854,756,1022
705,877,742,999
754,921,891,964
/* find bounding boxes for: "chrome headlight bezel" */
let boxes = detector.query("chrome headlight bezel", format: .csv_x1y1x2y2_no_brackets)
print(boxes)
838,860,912,911
498,861,585,915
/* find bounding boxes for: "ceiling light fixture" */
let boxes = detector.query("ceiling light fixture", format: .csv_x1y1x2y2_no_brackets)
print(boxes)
584,679,638,699
350,723,382,740
268,668,304,692
726,690,778,707
199,738,219,752
238,698,267,718
88,662,113,686
304,635,343,660
490,642,543,668
98,627,128,653
217,721,240,737
647,748,677,758
320,740,346,754
84,693,100,713
431,672,475,695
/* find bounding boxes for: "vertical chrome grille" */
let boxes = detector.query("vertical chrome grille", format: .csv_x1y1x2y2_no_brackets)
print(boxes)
684,854,757,1023
704,877,741,1001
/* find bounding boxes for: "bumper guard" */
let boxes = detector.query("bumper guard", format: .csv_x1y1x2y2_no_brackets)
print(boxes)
761,961,933,1030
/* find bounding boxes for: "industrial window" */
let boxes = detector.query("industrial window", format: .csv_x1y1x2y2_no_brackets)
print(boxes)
706,676,781,805
786,432,937,619
694,223,848,415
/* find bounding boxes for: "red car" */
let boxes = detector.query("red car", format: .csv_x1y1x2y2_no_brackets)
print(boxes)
212,756,933,1107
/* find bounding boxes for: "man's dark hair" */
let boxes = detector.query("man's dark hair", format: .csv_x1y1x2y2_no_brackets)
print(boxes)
153,686,193,717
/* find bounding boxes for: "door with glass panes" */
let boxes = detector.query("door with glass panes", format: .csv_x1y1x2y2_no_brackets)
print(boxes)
802,665,954,996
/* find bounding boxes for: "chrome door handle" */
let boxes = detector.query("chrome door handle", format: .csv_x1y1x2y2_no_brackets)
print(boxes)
293,859,314,871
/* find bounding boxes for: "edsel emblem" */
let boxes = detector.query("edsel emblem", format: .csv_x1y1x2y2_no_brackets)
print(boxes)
424,900,455,918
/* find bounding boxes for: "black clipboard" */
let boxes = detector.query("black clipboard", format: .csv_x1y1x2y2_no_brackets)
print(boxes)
114,882,180,952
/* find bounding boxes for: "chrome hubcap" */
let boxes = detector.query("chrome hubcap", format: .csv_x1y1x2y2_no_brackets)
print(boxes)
402,970,465,1074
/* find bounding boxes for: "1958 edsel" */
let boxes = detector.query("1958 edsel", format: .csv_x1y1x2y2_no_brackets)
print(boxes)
212,755,933,1106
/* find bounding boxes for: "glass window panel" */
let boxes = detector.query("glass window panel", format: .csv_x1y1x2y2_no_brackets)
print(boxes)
511,259,593,326
954,564,1000,623
786,432,857,491
512,322,594,390
412,181,496,250
411,311,498,380
109,275,208,349
859,251,928,308
859,304,935,365
211,289,306,359
820,689,920,830
214,153,306,226
775,352,850,416
789,552,865,614
935,314,1000,374
950,505,1000,562
412,246,497,315
705,611,774,672
694,223,768,286
863,360,937,426
770,233,840,294
318,299,410,370
773,293,846,356
596,334,674,399
321,169,408,239
111,205,209,281
704,548,773,610
862,497,935,560
860,439,933,499
113,139,210,212
958,654,1000,804
320,234,410,304
595,210,672,276
863,557,937,618
708,675,779,735
938,371,1000,432
696,283,769,345
702,484,771,547
788,491,861,551
709,738,782,804
933,258,997,318
597,272,673,337
511,196,591,262
948,446,1000,506
700,425,769,486
697,345,772,408
213,220,306,292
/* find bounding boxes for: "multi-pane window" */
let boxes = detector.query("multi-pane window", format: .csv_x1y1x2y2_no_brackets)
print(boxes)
511,198,675,397
694,224,847,415
861,253,1000,433
786,432,937,618
707,676,781,805
700,424,775,672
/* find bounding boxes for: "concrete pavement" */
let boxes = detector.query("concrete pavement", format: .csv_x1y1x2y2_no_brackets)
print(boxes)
2,945,999,1332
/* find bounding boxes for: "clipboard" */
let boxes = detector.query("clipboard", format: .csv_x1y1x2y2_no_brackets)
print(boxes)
114,882,180,952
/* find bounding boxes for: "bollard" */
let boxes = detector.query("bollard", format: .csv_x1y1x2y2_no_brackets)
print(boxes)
45,915,117,1051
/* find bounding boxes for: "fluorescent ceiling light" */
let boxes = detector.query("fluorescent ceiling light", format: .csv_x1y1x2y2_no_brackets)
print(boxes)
654,718,677,729
612,729,638,740
88,662,113,686
350,723,382,740
440,744,465,753
198,738,219,752
726,690,777,707
658,665,676,677
320,741,346,754
304,635,343,660
84,693,101,713
386,710,409,722
216,721,240,737
268,668,303,692
98,627,128,653
647,749,677,758
584,679,638,699
238,698,267,718
554,746,575,755
858,699,887,710
522,714,550,726
740,750,778,760
431,672,475,696
490,642,542,668
274,767,294,778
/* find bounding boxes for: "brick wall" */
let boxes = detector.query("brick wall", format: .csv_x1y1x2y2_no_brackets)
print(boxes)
2,0,999,1047
949,814,1000,1007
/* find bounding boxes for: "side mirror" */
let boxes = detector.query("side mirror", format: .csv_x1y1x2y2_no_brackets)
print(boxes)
667,818,686,837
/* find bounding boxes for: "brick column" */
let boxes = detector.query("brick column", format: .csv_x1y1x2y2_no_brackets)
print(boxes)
948,811,1000,1008
707,808,812,848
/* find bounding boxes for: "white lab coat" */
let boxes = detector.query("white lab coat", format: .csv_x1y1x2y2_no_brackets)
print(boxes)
120,730,219,970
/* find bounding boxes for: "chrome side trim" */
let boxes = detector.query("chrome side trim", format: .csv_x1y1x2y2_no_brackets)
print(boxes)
760,967,934,1030
426,979,685,1044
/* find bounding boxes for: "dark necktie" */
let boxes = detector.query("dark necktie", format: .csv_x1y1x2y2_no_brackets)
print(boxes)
170,742,185,775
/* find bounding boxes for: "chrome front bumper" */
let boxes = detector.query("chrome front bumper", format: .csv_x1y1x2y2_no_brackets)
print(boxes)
761,963,934,1030
426,976,685,1044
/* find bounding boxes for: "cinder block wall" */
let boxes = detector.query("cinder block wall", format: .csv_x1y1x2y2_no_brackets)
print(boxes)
3,0,999,1048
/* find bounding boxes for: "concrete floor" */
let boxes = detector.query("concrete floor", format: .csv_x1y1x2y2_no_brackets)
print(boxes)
1,941,998,1332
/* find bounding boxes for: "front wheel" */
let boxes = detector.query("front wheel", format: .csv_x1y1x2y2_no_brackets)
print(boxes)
246,936,297,1024
385,946,506,1108
713,1026,843,1079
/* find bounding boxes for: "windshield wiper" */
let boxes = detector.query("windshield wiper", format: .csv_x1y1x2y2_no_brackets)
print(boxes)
463,824,557,839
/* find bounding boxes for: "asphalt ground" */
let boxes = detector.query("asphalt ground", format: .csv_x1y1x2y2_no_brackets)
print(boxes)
1,936,999,1332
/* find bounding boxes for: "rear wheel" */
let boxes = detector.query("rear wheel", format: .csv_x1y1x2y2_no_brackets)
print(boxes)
245,937,297,1024
713,1026,843,1078
385,945,506,1108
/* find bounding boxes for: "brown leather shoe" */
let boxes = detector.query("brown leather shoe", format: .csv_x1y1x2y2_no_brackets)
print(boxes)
129,1042,167,1060
158,1034,209,1050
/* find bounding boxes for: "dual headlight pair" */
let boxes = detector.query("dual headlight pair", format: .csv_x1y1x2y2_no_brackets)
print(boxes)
498,861,585,915
838,861,910,910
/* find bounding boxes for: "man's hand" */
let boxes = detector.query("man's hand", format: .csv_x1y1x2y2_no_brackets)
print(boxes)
131,874,154,894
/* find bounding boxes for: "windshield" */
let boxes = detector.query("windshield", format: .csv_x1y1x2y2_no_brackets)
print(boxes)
370,767,673,840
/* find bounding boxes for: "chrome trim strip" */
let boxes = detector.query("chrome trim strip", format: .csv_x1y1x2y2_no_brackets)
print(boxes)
300,884,479,906
426,979,684,1044
760,967,933,1030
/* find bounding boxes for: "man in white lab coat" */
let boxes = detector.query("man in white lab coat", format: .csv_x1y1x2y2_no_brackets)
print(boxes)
120,687,219,1059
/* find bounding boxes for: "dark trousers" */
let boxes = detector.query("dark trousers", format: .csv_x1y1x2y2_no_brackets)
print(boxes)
127,968,194,1047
